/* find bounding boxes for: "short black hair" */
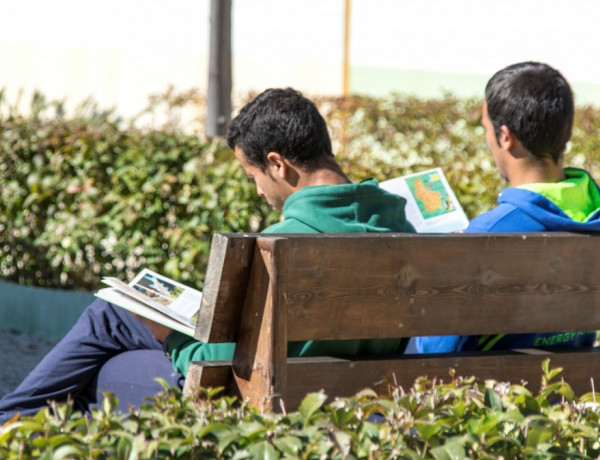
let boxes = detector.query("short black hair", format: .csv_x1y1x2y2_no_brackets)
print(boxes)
227,88,333,170
485,61,574,162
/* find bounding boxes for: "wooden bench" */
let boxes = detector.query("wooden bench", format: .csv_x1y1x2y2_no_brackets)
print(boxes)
183,232,600,411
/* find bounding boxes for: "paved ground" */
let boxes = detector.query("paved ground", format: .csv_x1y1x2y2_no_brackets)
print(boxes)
0,329,58,398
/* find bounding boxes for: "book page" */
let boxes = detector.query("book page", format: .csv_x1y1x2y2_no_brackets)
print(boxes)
129,268,201,320
380,167,469,233
100,269,201,328
95,287,195,336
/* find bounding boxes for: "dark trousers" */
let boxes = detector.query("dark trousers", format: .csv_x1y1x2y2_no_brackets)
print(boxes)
0,299,183,423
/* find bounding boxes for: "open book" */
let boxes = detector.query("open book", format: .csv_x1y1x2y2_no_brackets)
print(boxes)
380,167,469,233
95,268,201,337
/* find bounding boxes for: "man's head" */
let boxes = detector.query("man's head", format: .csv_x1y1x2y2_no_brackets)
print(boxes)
484,61,574,164
227,88,333,169
227,88,335,211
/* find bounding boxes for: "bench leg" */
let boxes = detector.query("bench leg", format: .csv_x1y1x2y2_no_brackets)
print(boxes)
231,238,288,412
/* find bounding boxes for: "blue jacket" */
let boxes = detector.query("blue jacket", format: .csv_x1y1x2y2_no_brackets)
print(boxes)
413,168,600,354
467,170,600,233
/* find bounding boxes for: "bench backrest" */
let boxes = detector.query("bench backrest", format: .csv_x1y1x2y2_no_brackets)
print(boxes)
187,232,600,410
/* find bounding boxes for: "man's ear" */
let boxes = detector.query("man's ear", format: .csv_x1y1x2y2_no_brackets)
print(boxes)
265,152,288,178
498,125,517,151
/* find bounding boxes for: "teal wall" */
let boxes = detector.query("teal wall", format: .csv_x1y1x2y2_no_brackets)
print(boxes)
0,280,94,340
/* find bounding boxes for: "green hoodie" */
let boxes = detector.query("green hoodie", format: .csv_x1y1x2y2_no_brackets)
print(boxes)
166,179,415,376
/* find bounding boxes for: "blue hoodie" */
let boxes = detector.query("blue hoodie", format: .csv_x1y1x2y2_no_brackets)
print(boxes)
467,168,600,233
413,167,600,354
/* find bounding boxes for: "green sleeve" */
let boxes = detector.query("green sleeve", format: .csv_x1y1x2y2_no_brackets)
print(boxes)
164,332,236,377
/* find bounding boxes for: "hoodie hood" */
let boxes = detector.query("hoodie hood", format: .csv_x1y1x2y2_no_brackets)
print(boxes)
262,178,415,234
498,168,600,232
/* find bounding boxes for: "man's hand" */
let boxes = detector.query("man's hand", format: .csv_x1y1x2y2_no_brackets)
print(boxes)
134,314,174,343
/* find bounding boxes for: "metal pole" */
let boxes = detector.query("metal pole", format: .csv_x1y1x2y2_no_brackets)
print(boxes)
342,0,351,96
341,0,352,156
206,0,232,139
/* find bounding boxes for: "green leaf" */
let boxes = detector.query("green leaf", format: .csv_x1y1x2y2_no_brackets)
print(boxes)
577,392,600,404
525,425,554,448
298,392,327,425
197,422,233,440
541,358,550,376
372,398,401,416
415,420,448,441
334,431,353,456
116,435,133,458
331,407,356,428
484,387,503,411
430,438,467,460
247,441,279,460
237,421,267,441
15,420,45,432
522,395,541,416
481,413,505,436
557,382,576,402
52,444,85,459
273,435,303,456
49,434,76,447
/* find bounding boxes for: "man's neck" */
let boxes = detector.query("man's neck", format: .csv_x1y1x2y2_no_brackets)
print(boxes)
294,157,351,189
508,156,564,187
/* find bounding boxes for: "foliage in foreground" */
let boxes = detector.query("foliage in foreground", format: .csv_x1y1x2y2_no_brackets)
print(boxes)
2,360,600,459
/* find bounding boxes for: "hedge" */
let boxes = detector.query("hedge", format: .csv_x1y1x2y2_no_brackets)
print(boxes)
0,90,277,290
2,360,600,458
2,89,600,290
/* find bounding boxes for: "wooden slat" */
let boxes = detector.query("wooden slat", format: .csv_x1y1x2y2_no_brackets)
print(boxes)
183,361,230,396
275,233,600,341
231,237,288,411
283,350,600,409
183,361,240,400
194,233,256,343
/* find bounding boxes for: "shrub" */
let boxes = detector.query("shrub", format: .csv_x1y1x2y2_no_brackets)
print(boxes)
2,90,600,290
0,91,278,290
2,360,599,458
316,94,600,220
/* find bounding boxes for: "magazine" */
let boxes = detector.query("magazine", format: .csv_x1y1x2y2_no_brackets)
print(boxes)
95,268,201,337
380,167,469,233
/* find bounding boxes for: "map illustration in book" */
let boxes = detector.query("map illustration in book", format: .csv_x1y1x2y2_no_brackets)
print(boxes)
95,268,201,337
380,167,469,233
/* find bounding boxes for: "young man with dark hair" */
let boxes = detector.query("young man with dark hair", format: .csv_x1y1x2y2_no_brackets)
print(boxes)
154,88,415,375
0,88,414,422
227,87,335,170
413,62,600,354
